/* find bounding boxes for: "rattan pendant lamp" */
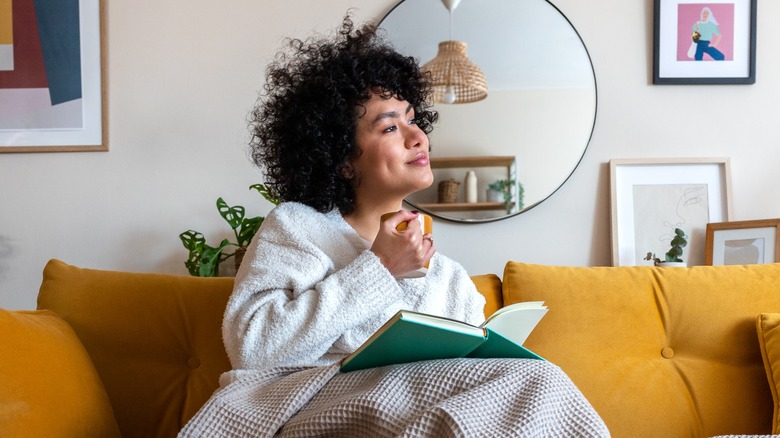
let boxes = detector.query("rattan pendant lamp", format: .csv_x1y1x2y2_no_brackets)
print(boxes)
421,0,487,104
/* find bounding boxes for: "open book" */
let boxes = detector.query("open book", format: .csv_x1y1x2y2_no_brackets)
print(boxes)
340,301,548,372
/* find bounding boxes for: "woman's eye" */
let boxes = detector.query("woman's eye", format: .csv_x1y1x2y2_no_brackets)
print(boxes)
383,125,397,133
408,118,417,125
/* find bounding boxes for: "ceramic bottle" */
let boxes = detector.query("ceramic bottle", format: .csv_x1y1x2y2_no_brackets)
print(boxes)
465,170,477,203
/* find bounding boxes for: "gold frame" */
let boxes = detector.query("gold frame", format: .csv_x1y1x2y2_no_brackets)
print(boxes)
0,0,107,153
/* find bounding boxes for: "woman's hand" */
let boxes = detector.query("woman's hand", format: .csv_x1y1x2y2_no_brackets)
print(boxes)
371,210,435,277
711,34,721,47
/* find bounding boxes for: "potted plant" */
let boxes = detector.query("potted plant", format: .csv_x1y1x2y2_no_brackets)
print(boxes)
644,228,688,267
486,179,523,213
179,183,279,277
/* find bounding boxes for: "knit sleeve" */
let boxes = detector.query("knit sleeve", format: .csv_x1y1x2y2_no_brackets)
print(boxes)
222,203,405,371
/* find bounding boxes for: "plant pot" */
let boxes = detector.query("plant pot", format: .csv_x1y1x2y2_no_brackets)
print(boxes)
657,262,687,268
234,246,247,271
486,189,502,203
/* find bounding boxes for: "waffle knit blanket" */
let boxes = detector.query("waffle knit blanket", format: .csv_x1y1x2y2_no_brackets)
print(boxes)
179,358,610,437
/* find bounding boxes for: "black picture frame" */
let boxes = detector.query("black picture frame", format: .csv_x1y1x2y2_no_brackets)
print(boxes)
653,0,756,84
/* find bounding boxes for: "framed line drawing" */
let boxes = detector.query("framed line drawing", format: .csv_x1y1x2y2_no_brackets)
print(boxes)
610,157,733,266
705,219,780,265
653,0,757,84
0,0,107,153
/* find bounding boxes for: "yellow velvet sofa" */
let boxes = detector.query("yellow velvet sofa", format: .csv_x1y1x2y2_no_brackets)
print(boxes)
3,259,780,437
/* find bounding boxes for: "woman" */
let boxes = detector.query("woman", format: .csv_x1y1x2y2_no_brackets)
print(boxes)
180,16,608,437
692,7,724,61
221,14,484,373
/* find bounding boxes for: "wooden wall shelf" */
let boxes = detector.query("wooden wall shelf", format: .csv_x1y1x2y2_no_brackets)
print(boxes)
419,202,513,212
430,156,516,169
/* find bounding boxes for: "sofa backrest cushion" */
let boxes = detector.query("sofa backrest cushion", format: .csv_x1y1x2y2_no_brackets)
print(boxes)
0,308,121,437
37,259,234,438
471,273,503,317
502,262,780,438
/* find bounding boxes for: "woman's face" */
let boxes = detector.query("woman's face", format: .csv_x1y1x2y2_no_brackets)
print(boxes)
701,9,709,21
351,92,433,203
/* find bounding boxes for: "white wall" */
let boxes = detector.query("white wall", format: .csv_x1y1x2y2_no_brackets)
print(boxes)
1,0,778,309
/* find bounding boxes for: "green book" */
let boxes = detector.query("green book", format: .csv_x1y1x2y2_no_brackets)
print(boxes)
340,302,547,372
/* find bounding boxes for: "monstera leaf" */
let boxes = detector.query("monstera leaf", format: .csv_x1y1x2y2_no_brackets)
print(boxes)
217,198,245,231
237,216,264,247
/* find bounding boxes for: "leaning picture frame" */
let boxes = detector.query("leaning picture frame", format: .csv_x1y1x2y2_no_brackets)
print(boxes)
610,157,733,267
653,0,757,84
0,0,107,153
705,219,780,265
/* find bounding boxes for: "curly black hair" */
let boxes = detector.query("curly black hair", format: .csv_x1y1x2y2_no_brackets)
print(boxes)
249,14,437,215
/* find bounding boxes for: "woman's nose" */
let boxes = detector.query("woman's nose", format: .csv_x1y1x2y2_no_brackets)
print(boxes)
405,125,426,149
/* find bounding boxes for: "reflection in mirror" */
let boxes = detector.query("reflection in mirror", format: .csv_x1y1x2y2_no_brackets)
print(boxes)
379,0,597,222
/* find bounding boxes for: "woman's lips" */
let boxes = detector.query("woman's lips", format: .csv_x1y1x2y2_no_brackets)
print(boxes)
407,153,429,166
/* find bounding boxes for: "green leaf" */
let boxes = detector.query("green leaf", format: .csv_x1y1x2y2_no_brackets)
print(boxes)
198,240,232,277
181,232,207,276
184,258,200,276
665,246,683,262
198,259,218,277
217,198,245,230
250,183,281,206
671,228,688,247
237,216,264,247
179,230,205,251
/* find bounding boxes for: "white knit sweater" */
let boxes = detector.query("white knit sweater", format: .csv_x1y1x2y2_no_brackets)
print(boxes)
222,202,486,372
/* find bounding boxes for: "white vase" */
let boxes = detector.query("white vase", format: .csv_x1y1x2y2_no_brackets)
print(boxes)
464,171,477,203
657,262,687,268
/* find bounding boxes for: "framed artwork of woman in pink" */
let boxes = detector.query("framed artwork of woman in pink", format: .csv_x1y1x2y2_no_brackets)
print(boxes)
653,0,756,84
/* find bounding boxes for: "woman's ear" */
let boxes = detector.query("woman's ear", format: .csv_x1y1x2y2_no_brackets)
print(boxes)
339,163,357,181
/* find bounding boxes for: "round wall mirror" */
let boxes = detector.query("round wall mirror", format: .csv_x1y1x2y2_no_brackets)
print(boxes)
379,0,597,222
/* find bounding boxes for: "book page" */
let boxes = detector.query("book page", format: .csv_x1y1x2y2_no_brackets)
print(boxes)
481,302,547,345
484,301,546,321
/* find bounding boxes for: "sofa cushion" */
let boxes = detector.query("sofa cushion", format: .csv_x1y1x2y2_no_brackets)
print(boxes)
471,273,503,317
757,313,780,434
0,308,120,437
37,259,234,438
503,262,780,437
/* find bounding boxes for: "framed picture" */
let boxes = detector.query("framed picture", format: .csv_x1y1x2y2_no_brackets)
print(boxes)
653,0,757,84
610,157,733,266
0,0,107,153
705,219,780,265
